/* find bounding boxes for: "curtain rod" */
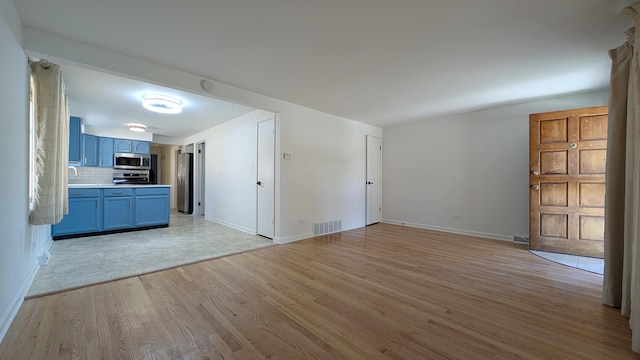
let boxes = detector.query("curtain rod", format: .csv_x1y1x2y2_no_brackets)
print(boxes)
28,58,50,69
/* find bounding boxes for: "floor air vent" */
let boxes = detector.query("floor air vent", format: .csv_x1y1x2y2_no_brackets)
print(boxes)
313,220,342,236
513,235,529,244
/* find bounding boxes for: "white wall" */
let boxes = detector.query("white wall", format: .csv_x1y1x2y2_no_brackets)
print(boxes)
279,106,382,241
0,3,51,343
186,110,274,233
382,90,609,241
185,107,382,243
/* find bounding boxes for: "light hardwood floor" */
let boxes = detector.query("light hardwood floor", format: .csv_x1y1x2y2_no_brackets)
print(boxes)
0,224,635,359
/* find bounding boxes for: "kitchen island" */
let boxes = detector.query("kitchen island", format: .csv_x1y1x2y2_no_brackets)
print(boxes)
52,184,171,240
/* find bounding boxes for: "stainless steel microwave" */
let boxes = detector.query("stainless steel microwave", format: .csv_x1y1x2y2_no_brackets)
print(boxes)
114,152,150,170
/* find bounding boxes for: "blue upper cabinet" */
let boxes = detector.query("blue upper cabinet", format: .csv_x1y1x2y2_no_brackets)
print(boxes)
98,137,114,167
132,140,150,154
68,116,82,163
83,134,99,166
114,139,132,153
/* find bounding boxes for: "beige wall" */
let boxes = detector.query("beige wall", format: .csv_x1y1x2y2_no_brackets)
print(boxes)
151,143,179,209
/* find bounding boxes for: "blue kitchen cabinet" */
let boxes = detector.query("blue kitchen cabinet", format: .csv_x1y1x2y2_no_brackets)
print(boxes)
52,189,102,237
103,188,133,230
82,134,99,166
132,140,150,154
114,139,132,153
134,187,170,227
98,137,114,167
69,116,82,163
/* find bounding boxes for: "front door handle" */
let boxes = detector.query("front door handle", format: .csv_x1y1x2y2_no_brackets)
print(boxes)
366,181,373,185
257,181,262,186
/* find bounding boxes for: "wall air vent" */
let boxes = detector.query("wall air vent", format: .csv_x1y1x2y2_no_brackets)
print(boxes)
313,220,342,236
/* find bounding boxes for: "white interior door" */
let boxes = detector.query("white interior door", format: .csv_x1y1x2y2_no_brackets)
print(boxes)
257,117,275,238
366,135,382,225
196,142,205,215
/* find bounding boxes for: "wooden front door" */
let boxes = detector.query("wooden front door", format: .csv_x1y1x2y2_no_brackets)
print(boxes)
529,106,608,258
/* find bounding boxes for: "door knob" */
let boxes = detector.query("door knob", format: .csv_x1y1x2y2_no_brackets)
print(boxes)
257,181,262,186
531,184,540,190
366,181,373,185
531,170,539,176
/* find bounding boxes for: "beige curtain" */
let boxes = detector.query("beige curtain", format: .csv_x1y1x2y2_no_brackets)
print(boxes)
29,61,69,225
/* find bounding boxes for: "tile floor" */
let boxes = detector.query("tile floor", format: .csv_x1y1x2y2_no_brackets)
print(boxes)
27,212,275,297
529,250,604,275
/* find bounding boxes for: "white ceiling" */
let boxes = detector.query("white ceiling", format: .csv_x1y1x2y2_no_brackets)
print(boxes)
15,0,634,135
62,65,255,139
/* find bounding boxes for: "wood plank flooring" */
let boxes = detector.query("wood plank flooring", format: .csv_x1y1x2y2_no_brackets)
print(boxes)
0,223,636,359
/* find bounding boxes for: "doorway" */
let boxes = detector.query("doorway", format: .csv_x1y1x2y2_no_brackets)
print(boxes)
366,135,382,225
529,106,608,258
256,117,275,238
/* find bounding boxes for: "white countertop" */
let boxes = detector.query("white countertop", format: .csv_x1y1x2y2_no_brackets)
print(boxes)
68,184,172,188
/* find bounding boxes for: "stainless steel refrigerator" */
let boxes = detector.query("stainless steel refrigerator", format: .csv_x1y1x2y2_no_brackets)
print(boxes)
177,152,193,214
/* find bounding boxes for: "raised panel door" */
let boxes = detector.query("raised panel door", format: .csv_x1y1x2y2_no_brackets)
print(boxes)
134,195,170,227
114,139,132,153
83,134,99,166
529,106,607,257
104,196,133,230
52,197,101,236
99,137,114,167
69,116,82,163
132,140,150,154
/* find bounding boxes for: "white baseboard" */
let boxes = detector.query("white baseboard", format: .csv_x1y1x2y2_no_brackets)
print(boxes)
382,219,512,242
0,258,39,344
274,232,314,244
206,216,256,235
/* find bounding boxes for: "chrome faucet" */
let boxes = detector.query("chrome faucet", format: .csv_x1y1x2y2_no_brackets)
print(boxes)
67,165,78,177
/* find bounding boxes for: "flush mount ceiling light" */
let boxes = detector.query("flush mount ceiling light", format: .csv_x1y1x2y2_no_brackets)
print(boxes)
142,95,182,114
128,123,147,132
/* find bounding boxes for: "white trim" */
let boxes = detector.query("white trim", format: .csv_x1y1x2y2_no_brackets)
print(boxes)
0,259,39,344
206,216,255,235
274,232,314,244
382,219,512,242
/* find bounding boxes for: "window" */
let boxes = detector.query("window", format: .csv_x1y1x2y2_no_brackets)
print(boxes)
29,74,35,212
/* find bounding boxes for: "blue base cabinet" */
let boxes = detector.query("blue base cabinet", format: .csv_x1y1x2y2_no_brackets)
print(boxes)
103,188,133,230
134,187,170,227
52,186,170,239
52,189,101,237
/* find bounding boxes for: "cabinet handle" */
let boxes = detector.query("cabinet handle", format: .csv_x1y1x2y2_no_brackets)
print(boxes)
71,192,82,196
129,199,131,207
114,191,122,194
96,200,98,208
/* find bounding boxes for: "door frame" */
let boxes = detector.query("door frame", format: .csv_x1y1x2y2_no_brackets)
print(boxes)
195,141,206,216
366,135,382,225
256,117,275,238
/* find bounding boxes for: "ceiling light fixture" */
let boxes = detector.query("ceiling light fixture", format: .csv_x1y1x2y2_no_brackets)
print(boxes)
128,123,147,132
142,95,182,114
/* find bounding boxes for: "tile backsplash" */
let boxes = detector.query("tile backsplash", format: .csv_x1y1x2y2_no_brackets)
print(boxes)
68,166,113,184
